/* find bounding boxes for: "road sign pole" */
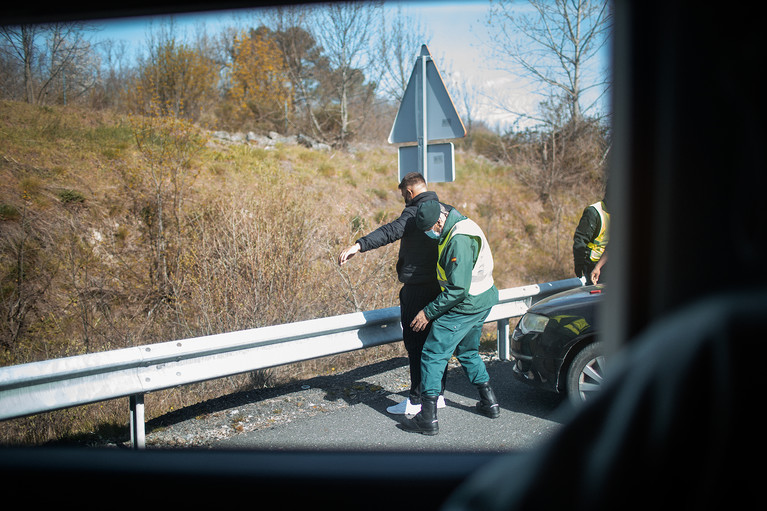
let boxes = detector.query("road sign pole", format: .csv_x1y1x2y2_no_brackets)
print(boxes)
421,53,429,183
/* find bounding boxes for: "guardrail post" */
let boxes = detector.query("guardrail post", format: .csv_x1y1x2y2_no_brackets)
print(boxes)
496,319,510,361
129,394,145,450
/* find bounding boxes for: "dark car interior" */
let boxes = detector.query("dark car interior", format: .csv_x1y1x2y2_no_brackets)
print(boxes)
1,1,763,509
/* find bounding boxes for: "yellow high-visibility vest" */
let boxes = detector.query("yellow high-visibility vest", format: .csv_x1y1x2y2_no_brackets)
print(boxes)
436,218,495,295
587,201,610,263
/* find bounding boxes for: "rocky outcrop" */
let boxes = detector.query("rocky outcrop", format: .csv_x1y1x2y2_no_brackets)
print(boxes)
209,130,331,152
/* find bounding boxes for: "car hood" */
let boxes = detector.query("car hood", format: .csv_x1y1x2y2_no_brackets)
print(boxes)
529,284,604,317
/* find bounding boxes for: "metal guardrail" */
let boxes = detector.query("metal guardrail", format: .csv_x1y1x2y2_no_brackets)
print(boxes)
0,277,584,448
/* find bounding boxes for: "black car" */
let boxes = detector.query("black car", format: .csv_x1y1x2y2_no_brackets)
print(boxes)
511,284,606,404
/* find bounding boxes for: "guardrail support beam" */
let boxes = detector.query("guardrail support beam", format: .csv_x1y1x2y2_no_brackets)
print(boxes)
130,394,145,450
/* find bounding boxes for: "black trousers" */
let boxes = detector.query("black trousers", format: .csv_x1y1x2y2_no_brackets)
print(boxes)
399,281,446,403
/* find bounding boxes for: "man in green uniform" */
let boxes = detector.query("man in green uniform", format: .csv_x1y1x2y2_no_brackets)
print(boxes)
400,201,501,436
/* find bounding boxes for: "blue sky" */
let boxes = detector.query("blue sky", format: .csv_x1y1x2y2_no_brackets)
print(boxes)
413,1,543,128
93,1,609,131
95,2,494,74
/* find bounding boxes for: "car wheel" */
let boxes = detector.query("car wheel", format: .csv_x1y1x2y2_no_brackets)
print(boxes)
566,342,606,405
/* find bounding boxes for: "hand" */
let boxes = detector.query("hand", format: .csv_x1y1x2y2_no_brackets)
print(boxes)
338,243,361,266
410,310,430,332
590,267,601,284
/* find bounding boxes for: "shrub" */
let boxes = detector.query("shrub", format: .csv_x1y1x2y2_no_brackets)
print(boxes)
0,204,19,221
57,189,85,204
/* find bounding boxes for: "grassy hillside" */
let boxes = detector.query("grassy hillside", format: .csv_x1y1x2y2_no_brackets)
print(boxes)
0,100,596,444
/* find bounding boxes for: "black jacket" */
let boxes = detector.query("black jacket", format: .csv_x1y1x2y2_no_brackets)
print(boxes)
357,190,442,285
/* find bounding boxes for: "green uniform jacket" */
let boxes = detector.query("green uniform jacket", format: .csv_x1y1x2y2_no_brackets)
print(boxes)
423,209,499,320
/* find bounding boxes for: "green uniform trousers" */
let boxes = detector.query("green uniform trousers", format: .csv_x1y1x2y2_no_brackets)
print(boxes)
420,307,492,397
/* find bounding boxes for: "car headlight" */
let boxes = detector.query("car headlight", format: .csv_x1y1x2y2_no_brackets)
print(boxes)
517,312,549,334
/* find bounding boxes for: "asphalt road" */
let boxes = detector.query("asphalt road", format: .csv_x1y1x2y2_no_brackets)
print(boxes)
213,356,576,453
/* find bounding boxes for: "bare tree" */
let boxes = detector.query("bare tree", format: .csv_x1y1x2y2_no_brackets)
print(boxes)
311,1,382,147
0,22,98,105
262,4,327,138
440,62,483,135
486,0,611,125
0,25,36,102
91,38,133,109
376,4,431,103
130,19,219,121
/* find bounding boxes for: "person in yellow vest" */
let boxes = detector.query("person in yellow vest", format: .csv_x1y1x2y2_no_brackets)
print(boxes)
573,196,609,284
400,201,500,436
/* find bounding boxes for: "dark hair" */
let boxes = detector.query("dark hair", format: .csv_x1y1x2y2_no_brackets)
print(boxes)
398,172,426,190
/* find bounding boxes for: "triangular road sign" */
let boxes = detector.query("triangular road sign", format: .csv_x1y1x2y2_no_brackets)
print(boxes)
388,45,466,144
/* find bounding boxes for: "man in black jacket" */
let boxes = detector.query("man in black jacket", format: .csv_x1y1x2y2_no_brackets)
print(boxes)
338,172,448,415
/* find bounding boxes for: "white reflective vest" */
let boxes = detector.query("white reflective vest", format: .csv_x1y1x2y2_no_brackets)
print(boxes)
436,218,495,295
587,200,610,262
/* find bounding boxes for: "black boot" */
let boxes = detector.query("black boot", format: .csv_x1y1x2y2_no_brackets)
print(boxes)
400,395,439,435
476,382,500,418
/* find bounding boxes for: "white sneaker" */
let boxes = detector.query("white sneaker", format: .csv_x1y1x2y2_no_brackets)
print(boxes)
386,398,421,415
386,395,447,414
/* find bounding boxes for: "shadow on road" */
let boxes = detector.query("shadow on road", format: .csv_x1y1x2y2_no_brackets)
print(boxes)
145,354,571,441
439,359,570,423
145,356,412,434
